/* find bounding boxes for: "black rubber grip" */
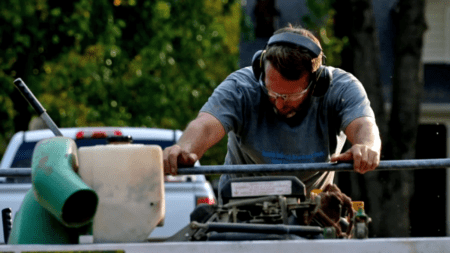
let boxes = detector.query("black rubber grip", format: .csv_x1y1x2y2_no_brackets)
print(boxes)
14,78,46,115
2,208,12,244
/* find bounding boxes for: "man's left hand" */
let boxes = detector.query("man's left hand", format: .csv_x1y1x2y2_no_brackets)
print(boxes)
330,144,380,174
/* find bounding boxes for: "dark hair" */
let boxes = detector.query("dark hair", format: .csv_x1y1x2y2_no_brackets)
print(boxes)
264,24,323,80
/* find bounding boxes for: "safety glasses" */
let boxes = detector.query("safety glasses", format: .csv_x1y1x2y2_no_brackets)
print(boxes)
259,77,313,103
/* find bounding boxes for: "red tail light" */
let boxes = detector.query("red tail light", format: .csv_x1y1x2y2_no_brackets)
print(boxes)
76,129,122,139
76,131,85,139
91,131,108,139
196,196,216,206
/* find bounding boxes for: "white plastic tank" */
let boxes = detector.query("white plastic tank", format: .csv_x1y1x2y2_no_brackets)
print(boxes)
78,143,165,243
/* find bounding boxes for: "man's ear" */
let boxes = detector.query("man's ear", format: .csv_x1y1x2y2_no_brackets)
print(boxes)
252,50,264,81
311,66,332,97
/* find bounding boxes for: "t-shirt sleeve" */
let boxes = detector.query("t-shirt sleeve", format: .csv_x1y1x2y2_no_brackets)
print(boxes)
200,79,246,134
328,70,375,132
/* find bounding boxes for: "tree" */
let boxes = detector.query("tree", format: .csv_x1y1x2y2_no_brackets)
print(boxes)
333,0,426,237
0,0,241,167
381,0,427,237
0,0,99,155
332,0,388,237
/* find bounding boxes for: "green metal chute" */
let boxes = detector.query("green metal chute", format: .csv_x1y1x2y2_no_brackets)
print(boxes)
8,137,98,244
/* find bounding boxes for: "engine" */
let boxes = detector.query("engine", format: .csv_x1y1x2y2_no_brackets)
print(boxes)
168,176,371,241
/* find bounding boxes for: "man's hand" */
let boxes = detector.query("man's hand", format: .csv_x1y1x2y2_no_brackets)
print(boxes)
332,116,382,174
162,112,225,176
163,145,198,175
330,144,380,174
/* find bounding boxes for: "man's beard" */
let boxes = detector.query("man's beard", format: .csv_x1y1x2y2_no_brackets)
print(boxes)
272,96,312,119
273,106,297,118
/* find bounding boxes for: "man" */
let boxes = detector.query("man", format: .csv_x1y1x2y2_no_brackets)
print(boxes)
163,25,381,197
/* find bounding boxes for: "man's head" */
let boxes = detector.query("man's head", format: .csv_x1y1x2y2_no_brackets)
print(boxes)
264,25,323,80
261,25,323,118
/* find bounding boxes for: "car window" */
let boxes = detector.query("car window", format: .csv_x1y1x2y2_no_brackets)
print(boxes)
133,140,174,149
11,141,37,168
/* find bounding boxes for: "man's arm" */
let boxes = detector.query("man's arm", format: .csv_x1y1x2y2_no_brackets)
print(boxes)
330,117,381,174
163,112,226,175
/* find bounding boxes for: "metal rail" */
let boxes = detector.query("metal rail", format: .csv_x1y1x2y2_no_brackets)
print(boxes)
2,158,450,177
0,169,32,178
177,158,450,175
190,221,324,235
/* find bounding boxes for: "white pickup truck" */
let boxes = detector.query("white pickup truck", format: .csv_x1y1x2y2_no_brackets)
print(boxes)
0,127,216,244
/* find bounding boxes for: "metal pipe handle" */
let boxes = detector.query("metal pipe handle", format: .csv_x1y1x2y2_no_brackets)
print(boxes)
14,78,46,115
13,78,63,136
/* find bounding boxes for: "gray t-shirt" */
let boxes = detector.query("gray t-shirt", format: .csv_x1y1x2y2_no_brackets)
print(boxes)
200,66,375,194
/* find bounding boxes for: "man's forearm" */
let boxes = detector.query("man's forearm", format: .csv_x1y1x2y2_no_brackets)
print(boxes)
346,117,381,151
177,112,226,159
333,116,381,173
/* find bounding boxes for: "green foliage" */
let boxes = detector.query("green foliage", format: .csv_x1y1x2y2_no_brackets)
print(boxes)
302,0,348,67
0,72,15,156
0,0,241,166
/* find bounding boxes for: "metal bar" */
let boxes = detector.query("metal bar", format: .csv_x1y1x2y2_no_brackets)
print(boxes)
206,232,299,241
1,158,450,177
177,158,450,175
39,112,63,137
0,169,32,177
13,78,63,137
223,195,278,209
191,221,323,235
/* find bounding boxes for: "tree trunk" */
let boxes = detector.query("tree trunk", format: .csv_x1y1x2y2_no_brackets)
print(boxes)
389,0,427,160
333,0,387,237
381,0,427,237
334,0,387,137
334,0,426,237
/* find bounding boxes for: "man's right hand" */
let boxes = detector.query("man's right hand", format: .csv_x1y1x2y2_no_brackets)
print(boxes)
163,145,198,175
162,112,225,175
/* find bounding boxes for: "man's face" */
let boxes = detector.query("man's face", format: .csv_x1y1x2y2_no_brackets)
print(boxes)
264,62,311,118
